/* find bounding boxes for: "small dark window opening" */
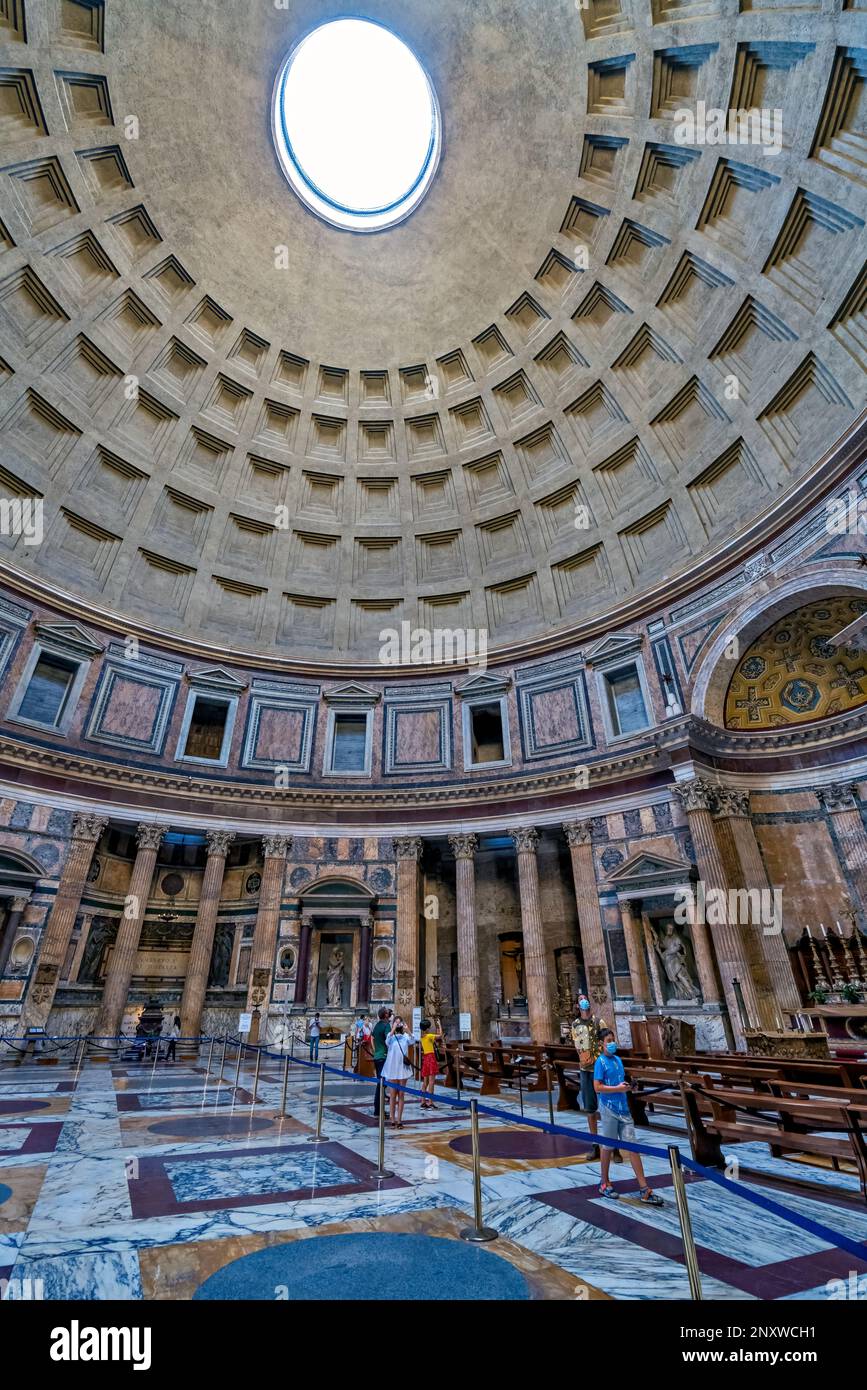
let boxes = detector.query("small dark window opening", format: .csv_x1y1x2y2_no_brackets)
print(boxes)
470,702,505,763
182,697,229,761
605,665,648,736
17,653,79,727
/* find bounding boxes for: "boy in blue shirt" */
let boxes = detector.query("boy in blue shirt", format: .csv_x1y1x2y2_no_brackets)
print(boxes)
594,1029,663,1205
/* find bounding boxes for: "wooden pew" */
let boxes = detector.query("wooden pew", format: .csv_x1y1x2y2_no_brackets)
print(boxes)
679,1080,867,1202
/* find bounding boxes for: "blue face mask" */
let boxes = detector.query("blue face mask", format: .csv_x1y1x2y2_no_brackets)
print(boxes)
578,998,590,1011
604,1040,617,1056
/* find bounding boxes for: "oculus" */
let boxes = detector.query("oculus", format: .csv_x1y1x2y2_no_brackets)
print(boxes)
271,17,441,232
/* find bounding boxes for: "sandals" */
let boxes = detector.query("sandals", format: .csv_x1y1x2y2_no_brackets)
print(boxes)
598,1183,620,1200
639,1187,664,1206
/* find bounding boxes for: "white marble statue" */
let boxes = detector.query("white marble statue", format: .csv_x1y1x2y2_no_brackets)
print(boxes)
326,946,345,1007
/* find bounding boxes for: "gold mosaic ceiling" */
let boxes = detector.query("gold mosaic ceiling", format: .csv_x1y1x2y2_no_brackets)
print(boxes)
724,596,867,729
0,0,865,662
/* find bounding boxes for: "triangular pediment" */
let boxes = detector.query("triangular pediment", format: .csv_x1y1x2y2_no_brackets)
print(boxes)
323,682,381,706
584,631,643,667
455,672,511,697
187,665,248,693
34,621,104,659
607,848,693,889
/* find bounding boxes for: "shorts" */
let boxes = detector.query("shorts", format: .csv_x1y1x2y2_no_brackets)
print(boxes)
598,1105,636,1144
421,1053,438,1079
579,1069,598,1113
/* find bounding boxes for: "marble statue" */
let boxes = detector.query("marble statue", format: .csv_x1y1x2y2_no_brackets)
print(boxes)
208,922,233,987
653,921,700,1002
326,946,345,1007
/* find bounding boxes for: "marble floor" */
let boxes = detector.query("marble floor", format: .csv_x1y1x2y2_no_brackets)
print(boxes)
0,1052,864,1301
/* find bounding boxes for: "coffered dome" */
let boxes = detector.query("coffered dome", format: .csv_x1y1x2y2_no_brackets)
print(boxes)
0,0,864,664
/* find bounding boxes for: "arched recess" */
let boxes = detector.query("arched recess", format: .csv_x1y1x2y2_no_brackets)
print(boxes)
689,570,867,728
296,877,377,1010
0,848,43,978
0,848,44,893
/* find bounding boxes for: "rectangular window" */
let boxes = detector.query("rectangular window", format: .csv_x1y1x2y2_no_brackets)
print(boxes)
16,652,80,728
605,665,649,736
181,696,230,761
470,702,505,764
331,713,369,773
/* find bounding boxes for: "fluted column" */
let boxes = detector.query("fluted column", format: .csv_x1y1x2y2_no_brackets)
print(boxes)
818,783,867,909
357,914,372,1005
21,813,107,1029
508,827,555,1043
448,833,481,1031
180,829,235,1041
295,914,312,1005
714,788,800,1015
562,820,612,1006
94,823,168,1039
394,837,423,1014
676,778,757,1049
0,895,31,979
246,835,291,1042
618,898,650,1003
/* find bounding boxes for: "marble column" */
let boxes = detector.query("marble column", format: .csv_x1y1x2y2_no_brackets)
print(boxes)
246,835,291,1042
180,829,235,1041
508,827,556,1043
0,895,31,978
619,898,650,1004
21,813,107,1029
562,820,612,1007
94,823,168,1039
714,788,800,1015
67,913,91,985
448,833,481,1032
676,778,758,1049
357,914,372,1005
394,837,423,1014
295,915,312,1005
818,783,867,910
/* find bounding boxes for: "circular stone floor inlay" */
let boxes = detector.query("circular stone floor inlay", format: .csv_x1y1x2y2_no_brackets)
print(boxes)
305,1083,375,1101
146,1116,276,1139
449,1130,590,1161
0,1099,50,1115
194,1233,529,1300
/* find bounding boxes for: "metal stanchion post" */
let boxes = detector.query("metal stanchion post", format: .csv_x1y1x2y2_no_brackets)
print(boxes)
281,1053,290,1116
290,1031,295,1062
151,1035,161,1078
307,1061,326,1143
234,1038,243,1088
218,1035,228,1081
372,1081,394,1180
252,1046,262,1105
546,1063,555,1128
459,1100,497,1244
668,1145,703,1301
206,1036,215,1075
517,1065,524,1119
456,1048,462,1098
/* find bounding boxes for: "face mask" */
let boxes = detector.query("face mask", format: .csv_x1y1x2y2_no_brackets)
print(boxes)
604,1040,617,1056
578,998,590,1011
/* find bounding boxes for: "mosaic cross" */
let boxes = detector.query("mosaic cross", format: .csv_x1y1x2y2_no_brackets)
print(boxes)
830,663,867,698
734,686,771,723
773,648,801,674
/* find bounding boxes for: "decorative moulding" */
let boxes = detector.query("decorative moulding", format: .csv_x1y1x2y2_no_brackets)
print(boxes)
455,672,512,698
185,665,248,693
323,682,381,707
32,621,104,659
583,631,644,668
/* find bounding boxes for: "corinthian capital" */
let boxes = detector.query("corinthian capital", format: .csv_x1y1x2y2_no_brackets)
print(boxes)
563,820,592,847
817,783,859,813
71,813,108,844
136,823,169,853
262,834,292,859
509,826,539,853
712,787,751,820
394,836,424,861
448,833,478,860
205,829,236,858
674,778,716,815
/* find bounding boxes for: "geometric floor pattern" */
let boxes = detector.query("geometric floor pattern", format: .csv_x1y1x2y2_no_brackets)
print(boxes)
1,1056,865,1300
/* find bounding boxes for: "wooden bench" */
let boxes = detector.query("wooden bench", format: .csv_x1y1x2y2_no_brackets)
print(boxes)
680,1081,867,1202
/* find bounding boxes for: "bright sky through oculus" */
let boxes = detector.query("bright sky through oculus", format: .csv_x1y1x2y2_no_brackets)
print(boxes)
273,18,441,232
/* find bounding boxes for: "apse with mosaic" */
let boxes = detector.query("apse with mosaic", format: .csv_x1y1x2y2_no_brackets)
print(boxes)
0,0,865,1326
